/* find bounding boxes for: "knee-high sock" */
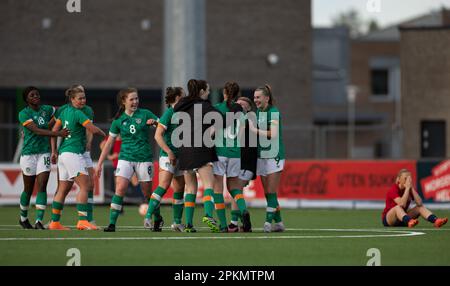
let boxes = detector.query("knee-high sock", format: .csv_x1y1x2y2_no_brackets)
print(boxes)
109,195,123,225
19,191,31,221
265,193,278,223
229,189,247,214
146,186,166,219
184,194,196,226
213,193,227,229
173,192,184,224
87,190,94,221
51,201,64,222
203,188,215,217
35,192,47,222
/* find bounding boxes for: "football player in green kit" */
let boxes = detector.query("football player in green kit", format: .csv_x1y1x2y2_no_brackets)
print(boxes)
96,88,159,232
54,85,97,225
250,85,286,233
144,87,186,232
48,86,106,230
18,86,70,229
213,81,252,232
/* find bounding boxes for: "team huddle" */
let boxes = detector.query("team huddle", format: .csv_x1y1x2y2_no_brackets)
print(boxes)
19,80,446,233
17,80,286,233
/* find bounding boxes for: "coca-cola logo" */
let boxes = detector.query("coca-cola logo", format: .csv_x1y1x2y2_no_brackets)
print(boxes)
281,164,329,196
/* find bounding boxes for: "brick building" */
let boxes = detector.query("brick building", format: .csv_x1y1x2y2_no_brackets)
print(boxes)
400,26,450,158
0,0,312,160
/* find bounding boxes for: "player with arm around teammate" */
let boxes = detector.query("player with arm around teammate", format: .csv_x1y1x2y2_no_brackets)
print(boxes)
48,86,106,230
18,86,69,229
144,87,186,232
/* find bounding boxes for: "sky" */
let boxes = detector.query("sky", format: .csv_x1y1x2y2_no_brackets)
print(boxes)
313,0,450,28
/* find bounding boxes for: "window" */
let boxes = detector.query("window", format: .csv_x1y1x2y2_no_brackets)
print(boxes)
371,69,389,96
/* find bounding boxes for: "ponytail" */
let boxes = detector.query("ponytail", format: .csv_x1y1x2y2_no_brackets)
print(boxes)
187,79,208,99
165,87,184,107
224,81,240,109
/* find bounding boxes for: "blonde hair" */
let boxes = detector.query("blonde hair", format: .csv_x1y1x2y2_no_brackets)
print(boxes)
65,86,84,102
395,169,411,183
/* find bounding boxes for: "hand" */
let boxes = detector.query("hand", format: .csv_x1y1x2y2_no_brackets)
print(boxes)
168,151,177,166
404,176,412,190
59,128,70,138
146,119,157,126
248,120,258,134
51,153,58,165
95,165,102,178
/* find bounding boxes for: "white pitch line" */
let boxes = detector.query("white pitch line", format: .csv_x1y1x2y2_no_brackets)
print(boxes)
0,229,425,241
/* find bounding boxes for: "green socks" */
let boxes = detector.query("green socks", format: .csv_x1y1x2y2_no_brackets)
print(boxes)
51,201,64,222
213,193,227,229
109,195,123,225
19,191,31,221
229,189,247,214
77,204,89,221
203,188,215,217
35,191,47,222
87,190,94,222
173,191,184,224
265,193,279,223
230,209,241,225
146,186,167,219
184,194,196,226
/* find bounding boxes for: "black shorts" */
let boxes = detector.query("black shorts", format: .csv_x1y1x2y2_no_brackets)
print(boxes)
382,216,407,227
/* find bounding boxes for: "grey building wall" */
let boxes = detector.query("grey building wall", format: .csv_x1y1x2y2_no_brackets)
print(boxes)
206,0,313,158
0,0,163,89
313,27,349,106
401,27,450,158
0,0,313,159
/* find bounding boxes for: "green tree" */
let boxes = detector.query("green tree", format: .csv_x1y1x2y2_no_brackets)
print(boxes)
332,9,364,38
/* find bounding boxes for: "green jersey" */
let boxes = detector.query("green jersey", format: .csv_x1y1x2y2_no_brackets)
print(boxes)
55,104,94,121
109,108,158,162
256,105,285,160
57,105,91,154
18,105,55,155
214,101,241,158
158,107,179,157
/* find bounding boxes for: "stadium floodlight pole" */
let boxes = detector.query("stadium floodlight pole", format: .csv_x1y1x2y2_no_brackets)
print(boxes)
347,85,358,159
163,0,206,112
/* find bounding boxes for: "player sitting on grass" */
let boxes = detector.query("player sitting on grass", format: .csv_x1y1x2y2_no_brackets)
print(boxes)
382,169,448,228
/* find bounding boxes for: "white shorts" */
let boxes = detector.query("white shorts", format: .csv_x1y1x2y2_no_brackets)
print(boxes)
213,156,241,177
82,151,94,169
115,160,153,182
159,156,183,177
186,162,215,174
257,158,285,176
20,153,51,176
58,152,89,182
238,170,254,181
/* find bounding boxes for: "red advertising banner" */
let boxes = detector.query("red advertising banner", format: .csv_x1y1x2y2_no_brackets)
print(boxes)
273,160,416,200
155,160,416,202
0,164,104,205
420,160,450,202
